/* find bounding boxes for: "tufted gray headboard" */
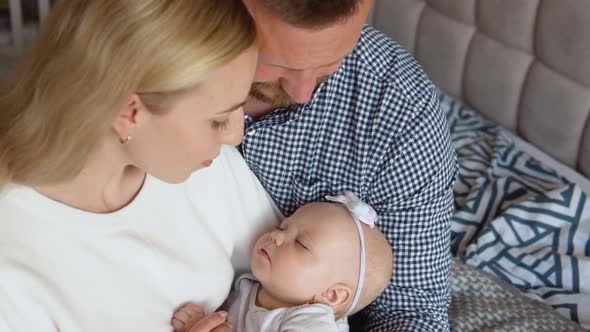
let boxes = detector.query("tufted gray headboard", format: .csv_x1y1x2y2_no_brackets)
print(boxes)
370,0,590,177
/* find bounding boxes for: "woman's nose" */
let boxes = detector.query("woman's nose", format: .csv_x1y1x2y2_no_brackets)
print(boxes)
220,109,245,146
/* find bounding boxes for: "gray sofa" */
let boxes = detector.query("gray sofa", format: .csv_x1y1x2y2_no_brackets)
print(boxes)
366,1,590,330
370,0,590,177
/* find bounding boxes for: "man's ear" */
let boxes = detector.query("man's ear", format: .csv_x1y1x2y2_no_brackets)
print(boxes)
112,94,143,142
312,283,352,309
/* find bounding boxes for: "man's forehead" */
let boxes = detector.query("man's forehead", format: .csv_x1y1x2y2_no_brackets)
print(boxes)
256,27,358,71
253,4,363,71
258,52,347,71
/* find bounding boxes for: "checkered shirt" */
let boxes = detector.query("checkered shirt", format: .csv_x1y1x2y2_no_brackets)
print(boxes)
240,25,458,331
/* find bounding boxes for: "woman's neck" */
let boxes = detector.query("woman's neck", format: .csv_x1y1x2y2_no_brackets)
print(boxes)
34,142,145,214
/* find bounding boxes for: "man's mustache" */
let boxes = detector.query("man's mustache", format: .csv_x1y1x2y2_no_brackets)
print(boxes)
249,76,329,109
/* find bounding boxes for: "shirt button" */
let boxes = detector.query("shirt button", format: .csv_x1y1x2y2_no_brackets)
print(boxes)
247,130,257,136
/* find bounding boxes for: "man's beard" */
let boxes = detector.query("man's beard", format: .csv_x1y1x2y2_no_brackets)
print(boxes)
249,76,329,109
249,82,295,109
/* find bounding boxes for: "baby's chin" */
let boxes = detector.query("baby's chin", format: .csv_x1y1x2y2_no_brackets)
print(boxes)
250,264,263,281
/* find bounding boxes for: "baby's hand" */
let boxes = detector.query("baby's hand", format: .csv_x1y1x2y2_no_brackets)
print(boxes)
171,303,232,332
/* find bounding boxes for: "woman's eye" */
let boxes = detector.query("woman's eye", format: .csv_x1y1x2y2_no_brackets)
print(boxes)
211,119,230,130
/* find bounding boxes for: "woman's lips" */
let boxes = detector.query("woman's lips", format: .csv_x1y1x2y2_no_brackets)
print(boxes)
202,160,213,167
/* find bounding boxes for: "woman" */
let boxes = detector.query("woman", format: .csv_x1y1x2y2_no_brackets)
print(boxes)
0,1,281,331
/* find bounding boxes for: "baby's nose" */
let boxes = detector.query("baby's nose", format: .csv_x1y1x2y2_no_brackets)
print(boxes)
270,231,284,246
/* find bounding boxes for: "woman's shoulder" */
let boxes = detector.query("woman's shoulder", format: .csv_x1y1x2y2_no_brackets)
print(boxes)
0,186,41,237
0,187,69,290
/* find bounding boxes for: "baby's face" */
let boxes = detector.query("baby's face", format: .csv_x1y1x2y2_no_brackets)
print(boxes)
251,203,359,305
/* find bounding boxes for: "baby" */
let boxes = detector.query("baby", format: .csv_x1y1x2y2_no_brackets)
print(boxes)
173,192,394,332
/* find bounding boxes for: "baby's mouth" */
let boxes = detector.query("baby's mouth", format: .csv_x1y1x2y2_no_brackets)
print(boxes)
259,247,271,263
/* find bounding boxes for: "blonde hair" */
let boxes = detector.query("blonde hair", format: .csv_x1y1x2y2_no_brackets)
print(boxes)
0,0,255,188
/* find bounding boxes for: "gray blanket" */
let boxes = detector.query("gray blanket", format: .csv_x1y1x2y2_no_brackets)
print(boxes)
450,252,585,331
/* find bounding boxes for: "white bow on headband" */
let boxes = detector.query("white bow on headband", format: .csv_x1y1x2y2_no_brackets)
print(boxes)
326,191,377,228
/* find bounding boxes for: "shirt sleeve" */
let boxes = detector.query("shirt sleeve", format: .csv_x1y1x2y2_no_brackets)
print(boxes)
363,86,457,331
281,304,344,332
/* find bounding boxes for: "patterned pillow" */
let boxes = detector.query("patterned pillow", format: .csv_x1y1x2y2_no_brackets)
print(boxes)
441,92,590,329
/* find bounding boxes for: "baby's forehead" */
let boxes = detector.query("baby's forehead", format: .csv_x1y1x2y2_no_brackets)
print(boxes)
287,204,357,238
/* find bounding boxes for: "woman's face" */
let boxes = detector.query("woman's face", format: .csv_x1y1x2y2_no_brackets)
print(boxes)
130,46,258,183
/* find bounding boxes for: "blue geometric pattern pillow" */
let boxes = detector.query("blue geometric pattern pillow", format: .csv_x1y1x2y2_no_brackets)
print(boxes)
441,92,590,328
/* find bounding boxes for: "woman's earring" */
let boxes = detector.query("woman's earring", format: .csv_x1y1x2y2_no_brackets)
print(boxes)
121,135,132,145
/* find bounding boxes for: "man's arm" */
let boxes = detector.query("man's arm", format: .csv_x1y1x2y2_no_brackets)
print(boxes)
363,87,457,331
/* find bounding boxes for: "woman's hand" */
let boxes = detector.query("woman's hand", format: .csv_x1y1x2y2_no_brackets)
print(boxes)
171,303,232,332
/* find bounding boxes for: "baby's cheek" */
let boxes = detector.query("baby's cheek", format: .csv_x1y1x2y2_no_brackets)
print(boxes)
287,264,323,296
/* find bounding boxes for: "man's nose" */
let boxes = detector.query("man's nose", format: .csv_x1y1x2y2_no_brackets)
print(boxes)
281,73,318,104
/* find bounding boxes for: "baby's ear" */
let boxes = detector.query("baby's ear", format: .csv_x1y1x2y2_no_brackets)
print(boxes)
312,283,352,309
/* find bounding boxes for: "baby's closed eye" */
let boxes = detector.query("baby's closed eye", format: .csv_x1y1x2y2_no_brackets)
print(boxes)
296,239,309,251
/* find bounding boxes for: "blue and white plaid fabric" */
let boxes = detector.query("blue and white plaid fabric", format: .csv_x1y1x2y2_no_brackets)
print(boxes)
241,26,458,331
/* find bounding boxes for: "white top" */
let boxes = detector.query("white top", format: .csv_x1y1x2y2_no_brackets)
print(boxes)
227,274,349,332
0,145,282,332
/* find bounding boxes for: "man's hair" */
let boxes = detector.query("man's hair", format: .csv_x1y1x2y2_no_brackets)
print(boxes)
261,0,362,28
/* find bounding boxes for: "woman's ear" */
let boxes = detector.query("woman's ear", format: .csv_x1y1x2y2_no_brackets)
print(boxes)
312,283,352,309
112,94,143,142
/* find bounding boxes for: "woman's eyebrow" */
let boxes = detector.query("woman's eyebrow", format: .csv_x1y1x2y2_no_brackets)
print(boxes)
217,101,246,114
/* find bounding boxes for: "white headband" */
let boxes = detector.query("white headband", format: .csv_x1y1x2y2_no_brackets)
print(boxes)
325,191,377,317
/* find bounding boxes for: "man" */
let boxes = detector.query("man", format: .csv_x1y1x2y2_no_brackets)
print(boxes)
240,0,457,331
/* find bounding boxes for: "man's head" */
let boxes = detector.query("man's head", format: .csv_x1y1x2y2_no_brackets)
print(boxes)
244,0,373,108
